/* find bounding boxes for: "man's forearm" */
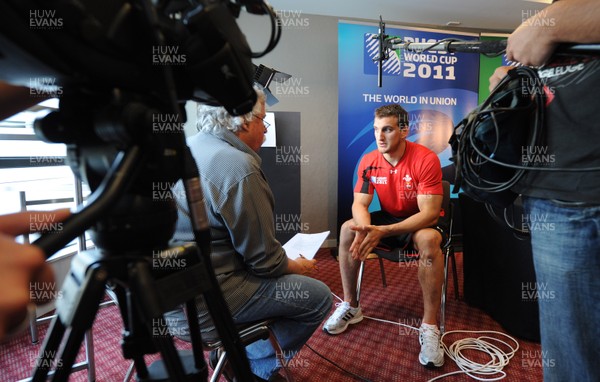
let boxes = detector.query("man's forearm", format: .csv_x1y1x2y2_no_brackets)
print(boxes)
351,204,371,227
544,0,600,44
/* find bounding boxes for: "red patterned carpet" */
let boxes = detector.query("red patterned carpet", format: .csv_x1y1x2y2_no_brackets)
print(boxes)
0,249,543,382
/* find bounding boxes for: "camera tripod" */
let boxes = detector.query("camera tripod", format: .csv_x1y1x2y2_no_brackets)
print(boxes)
0,0,278,380
31,110,256,381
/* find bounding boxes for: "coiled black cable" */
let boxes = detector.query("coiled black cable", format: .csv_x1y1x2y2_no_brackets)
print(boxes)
250,2,281,58
451,65,600,233
451,66,545,208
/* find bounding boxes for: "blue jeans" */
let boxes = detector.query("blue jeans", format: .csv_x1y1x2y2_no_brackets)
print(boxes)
522,197,600,382
232,274,332,380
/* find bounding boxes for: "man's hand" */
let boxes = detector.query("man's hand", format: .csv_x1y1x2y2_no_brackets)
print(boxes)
287,256,318,276
349,224,386,261
489,66,515,92
506,21,557,67
0,209,70,340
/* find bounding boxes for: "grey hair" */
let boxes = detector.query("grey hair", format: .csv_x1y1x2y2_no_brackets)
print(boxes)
195,85,267,134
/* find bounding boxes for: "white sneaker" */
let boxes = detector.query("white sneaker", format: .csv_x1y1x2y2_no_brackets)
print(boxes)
418,324,444,368
322,302,363,335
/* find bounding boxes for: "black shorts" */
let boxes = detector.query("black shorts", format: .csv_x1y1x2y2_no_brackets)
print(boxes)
370,210,449,251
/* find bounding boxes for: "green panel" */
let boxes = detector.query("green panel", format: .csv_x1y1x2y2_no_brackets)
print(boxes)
478,36,507,104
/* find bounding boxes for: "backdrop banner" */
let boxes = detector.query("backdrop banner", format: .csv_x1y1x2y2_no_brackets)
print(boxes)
337,21,480,226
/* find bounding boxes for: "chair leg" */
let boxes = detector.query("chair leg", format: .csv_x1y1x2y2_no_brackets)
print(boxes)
440,249,449,334
356,261,365,305
123,361,135,382
29,307,39,344
440,285,446,334
357,257,387,306
210,350,228,382
209,325,295,382
266,327,294,382
450,248,459,300
378,257,387,287
84,330,96,382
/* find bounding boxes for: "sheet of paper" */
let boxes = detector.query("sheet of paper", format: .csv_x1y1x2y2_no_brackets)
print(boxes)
282,231,330,260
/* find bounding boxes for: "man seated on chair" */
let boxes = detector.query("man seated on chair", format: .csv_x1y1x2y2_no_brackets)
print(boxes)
323,104,446,368
165,85,332,382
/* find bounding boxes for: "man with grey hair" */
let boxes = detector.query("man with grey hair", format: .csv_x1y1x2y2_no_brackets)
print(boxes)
168,86,332,382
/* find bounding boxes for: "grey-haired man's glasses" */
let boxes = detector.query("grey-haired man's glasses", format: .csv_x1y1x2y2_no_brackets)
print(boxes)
253,114,271,129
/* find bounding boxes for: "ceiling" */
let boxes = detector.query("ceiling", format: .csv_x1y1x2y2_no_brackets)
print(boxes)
267,0,552,33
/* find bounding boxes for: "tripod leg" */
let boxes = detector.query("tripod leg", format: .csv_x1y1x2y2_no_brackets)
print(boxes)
185,300,208,371
129,261,188,381
31,259,109,382
31,315,66,382
54,263,108,381
113,285,152,380
52,324,96,381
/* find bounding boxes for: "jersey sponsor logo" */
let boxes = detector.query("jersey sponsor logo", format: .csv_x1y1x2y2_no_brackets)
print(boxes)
371,176,388,185
538,63,585,80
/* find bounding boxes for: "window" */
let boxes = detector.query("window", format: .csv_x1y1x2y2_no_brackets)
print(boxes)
0,98,90,255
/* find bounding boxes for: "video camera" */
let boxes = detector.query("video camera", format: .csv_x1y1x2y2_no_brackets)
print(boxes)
0,0,273,115
0,0,282,251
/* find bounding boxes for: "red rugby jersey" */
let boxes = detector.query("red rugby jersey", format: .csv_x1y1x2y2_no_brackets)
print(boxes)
354,141,443,218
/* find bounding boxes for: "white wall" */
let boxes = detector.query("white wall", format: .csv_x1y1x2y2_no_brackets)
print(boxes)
238,12,340,247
